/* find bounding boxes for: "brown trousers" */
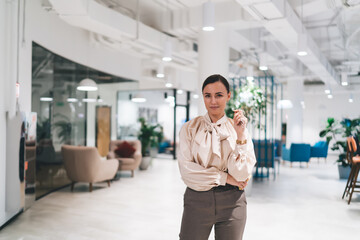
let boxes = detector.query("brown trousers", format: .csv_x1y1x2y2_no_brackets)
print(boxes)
179,185,247,240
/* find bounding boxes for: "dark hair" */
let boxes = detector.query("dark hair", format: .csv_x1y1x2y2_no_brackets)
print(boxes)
202,74,230,93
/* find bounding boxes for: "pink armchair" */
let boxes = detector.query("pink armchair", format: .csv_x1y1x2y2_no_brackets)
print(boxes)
61,145,119,192
107,140,142,177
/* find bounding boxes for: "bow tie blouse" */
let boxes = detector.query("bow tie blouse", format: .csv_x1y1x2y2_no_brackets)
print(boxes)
178,113,256,191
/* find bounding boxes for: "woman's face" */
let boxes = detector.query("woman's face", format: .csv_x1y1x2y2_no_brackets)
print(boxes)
202,81,231,119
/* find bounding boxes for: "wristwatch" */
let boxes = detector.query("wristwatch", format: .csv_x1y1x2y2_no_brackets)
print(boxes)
236,139,247,145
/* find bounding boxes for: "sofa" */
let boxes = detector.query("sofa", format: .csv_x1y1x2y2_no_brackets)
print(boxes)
107,140,142,177
310,141,328,162
282,143,311,167
61,145,119,192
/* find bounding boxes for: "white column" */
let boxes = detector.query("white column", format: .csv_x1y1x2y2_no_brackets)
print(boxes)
198,27,229,115
0,0,7,225
286,79,304,146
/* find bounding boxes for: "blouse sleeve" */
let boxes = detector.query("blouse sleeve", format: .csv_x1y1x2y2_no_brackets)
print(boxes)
177,123,228,191
227,129,257,182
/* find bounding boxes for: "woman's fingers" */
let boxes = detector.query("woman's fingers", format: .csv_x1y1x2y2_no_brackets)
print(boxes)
237,181,248,189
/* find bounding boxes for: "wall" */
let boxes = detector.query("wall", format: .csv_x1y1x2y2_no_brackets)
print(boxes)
303,90,360,146
1,0,23,226
0,0,7,226
87,82,139,147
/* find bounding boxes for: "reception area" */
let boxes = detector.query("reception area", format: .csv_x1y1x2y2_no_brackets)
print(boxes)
0,0,360,239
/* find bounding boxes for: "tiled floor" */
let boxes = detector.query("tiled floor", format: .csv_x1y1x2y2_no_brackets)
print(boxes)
0,155,359,240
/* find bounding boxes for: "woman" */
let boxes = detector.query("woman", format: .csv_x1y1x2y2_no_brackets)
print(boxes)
178,74,256,240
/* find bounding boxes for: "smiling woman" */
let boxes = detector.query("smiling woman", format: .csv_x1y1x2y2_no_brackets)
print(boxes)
177,74,256,240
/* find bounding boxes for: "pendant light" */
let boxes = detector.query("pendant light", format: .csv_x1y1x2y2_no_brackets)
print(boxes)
40,91,53,102
157,62,165,78
297,0,308,56
162,40,172,62
77,78,98,91
349,94,353,103
246,65,254,81
202,1,215,31
77,67,98,91
341,72,348,86
259,53,268,71
131,93,147,103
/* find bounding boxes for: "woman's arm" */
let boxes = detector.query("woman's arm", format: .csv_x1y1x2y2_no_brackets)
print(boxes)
178,124,228,191
227,110,257,182
227,131,257,182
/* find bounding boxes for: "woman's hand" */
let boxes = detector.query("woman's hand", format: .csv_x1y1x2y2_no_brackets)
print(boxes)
233,109,248,141
226,174,248,189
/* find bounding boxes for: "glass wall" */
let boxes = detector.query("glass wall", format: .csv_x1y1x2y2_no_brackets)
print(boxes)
31,42,136,198
117,89,198,159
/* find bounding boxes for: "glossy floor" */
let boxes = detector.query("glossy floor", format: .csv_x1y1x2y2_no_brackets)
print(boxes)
0,155,359,240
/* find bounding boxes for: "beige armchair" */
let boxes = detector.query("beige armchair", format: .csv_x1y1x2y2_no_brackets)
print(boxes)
61,145,119,192
107,140,142,177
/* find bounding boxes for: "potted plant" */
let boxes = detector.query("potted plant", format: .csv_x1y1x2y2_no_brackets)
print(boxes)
225,80,267,129
138,118,163,170
53,113,72,144
319,117,360,179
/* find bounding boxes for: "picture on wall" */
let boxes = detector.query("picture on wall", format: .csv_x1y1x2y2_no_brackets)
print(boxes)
139,107,158,124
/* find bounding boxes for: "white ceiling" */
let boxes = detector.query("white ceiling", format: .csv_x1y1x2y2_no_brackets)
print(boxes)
55,0,360,91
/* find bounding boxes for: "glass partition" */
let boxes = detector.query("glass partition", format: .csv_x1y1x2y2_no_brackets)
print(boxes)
32,42,136,198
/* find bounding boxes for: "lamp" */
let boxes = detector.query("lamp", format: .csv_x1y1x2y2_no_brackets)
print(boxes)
277,100,293,109
82,98,97,103
131,93,146,103
177,89,184,95
246,66,254,81
67,98,78,103
40,97,53,102
297,33,308,56
349,94,353,103
162,40,172,62
40,91,53,102
77,78,98,91
157,63,165,78
297,0,308,56
97,95,104,103
202,1,215,31
259,53,268,71
165,95,175,103
341,72,348,86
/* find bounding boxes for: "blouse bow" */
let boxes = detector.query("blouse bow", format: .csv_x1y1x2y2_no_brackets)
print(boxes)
194,114,231,167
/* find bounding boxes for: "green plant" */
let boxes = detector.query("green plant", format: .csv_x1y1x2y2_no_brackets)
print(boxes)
53,113,72,144
37,117,51,141
319,117,360,166
225,81,268,128
138,118,163,156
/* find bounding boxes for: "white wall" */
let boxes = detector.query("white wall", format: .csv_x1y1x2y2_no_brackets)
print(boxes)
87,82,139,146
303,91,360,146
0,0,7,225
117,90,179,141
1,0,23,227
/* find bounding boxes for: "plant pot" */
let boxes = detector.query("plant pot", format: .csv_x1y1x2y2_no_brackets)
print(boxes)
150,147,158,158
140,156,152,170
338,165,351,179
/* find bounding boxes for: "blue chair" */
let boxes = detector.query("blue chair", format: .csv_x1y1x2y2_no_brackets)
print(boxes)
310,141,328,163
282,143,311,167
253,139,276,179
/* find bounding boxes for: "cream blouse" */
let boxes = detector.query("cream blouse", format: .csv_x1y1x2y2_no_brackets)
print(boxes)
178,113,257,191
